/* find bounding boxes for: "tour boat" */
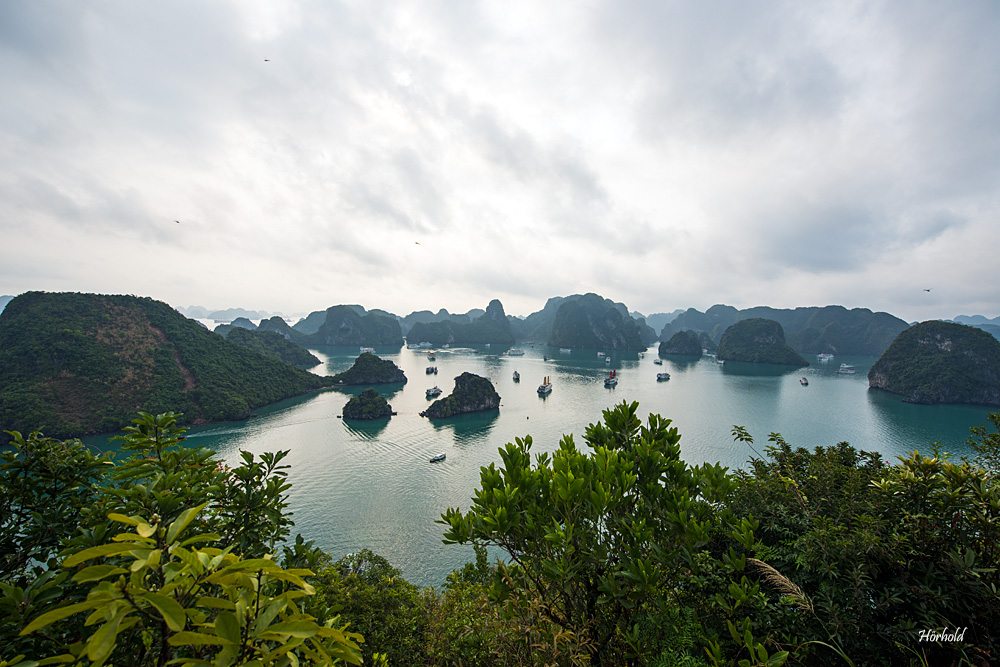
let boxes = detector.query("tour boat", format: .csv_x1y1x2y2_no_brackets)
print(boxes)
513,370,520,382
836,363,856,374
360,346,375,354
426,386,442,398
560,348,572,353
657,372,670,381
537,376,553,395
800,377,808,385
604,370,618,387
817,353,834,361
508,349,525,356
427,351,436,361
653,358,663,365
426,366,437,374
429,453,446,463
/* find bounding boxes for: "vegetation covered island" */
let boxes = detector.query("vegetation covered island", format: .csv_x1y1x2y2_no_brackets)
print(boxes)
342,388,393,420
716,318,809,366
331,352,407,385
420,372,500,419
658,329,703,356
406,299,515,346
869,320,1000,405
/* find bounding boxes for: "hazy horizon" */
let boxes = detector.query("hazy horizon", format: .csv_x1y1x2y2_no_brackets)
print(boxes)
4,2,999,323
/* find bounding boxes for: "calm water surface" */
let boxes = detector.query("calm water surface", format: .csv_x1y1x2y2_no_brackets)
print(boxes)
87,345,991,588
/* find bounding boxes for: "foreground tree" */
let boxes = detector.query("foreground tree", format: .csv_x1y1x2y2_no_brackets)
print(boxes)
1,413,363,667
439,401,743,666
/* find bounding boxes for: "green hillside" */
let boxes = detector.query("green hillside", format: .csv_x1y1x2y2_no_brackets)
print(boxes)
869,321,1000,405
0,292,335,440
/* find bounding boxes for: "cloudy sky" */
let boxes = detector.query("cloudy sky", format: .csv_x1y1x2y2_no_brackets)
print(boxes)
2,1,998,321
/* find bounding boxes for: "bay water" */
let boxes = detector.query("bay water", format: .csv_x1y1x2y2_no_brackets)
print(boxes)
87,344,993,588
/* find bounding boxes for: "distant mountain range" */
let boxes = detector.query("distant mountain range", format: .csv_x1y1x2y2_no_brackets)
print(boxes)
660,305,909,356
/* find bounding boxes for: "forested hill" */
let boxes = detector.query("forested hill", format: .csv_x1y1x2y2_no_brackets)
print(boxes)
0,292,335,441
660,304,908,355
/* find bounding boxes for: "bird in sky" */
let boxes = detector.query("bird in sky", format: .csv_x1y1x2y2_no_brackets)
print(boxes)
264,59,270,62
175,220,180,224
415,241,420,245
923,288,932,292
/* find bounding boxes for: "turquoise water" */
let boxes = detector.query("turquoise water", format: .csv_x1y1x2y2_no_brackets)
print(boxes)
86,345,992,588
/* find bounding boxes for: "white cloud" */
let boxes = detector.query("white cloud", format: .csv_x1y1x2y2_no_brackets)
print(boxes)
1,0,998,321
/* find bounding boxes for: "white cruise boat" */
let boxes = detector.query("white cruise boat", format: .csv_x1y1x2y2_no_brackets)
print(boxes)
817,353,834,362
508,349,525,356
426,386,442,398
836,363,856,374
657,372,670,381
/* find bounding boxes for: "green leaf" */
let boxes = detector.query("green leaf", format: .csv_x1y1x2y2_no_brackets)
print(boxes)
72,565,128,584
20,600,104,635
63,543,141,567
140,592,186,632
166,502,209,544
167,631,232,647
214,611,241,645
258,620,320,639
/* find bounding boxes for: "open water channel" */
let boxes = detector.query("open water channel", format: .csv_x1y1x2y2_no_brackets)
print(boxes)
87,344,993,587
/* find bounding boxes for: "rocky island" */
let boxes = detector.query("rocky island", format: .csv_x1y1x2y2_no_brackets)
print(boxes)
332,352,407,385
342,388,393,420
406,299,515,346
420,372,500,419
868,321,1000,405
658,330,702,356
547,293,648,351
716,318,809,366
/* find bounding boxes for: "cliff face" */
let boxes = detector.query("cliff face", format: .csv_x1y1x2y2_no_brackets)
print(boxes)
332,353,407,385
717,318,809,366
0,292,333,440
406,299,515,345
659,330,703,356
421,372,500,419
868,321,1000,406
547,294,647,351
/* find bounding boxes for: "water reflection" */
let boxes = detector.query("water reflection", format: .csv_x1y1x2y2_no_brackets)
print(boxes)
720,362,801,377
866,387,985,458
662,355,701,372
428,410,500,443
342,417,391,439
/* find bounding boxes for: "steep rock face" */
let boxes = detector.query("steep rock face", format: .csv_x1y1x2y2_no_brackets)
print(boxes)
717,318,809,366
868,321,1000,405
406,299,515,345
547,294,647,351
421,372,500,419
659,330,702,356
332,353,407,385
301,306,403,346
342,388,393,420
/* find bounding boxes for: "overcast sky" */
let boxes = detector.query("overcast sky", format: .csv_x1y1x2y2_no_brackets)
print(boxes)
2,1,998,321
